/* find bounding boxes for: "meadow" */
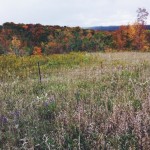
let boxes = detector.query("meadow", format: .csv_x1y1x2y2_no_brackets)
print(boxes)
0,52,150,149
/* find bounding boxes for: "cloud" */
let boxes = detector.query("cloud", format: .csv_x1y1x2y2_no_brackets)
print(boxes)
0,0,150,26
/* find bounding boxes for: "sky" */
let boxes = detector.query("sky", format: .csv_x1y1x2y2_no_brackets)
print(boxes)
0,0,150,27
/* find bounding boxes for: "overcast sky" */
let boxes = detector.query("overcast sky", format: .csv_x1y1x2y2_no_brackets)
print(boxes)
0,0,150,27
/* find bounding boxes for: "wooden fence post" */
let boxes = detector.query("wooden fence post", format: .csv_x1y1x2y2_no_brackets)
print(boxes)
38,62,42,83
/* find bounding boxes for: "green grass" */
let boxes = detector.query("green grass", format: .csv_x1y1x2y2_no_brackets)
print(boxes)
0,52,150,149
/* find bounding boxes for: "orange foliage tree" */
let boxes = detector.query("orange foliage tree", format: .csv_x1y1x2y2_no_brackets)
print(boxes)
33,46,42,55
114,24,147,50
113,26,128,50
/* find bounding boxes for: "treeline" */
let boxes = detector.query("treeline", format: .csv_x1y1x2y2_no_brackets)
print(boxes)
0,22,150,55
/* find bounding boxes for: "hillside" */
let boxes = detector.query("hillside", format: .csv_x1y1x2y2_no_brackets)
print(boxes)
0,22,150,55
0,22,113,55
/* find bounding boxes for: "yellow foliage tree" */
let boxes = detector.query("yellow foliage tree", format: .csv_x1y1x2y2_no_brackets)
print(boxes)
11,36,21,55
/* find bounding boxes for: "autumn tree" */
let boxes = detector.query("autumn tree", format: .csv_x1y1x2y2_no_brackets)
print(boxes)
113,26,129,50
0,34,7,54
135,8,149,50
11,36,21,55
33,46,42,55
137,8,149,25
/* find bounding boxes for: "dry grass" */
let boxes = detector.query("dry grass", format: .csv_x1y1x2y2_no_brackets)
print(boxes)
0,52,150,149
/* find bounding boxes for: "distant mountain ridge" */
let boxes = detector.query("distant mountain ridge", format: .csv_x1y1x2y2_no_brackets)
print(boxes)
86,25,150,31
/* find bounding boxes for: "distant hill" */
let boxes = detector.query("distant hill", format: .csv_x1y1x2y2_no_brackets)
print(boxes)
85,26,120,31
86,25,150,31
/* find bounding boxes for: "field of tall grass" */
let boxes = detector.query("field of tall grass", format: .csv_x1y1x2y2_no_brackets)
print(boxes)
0,52,150,149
